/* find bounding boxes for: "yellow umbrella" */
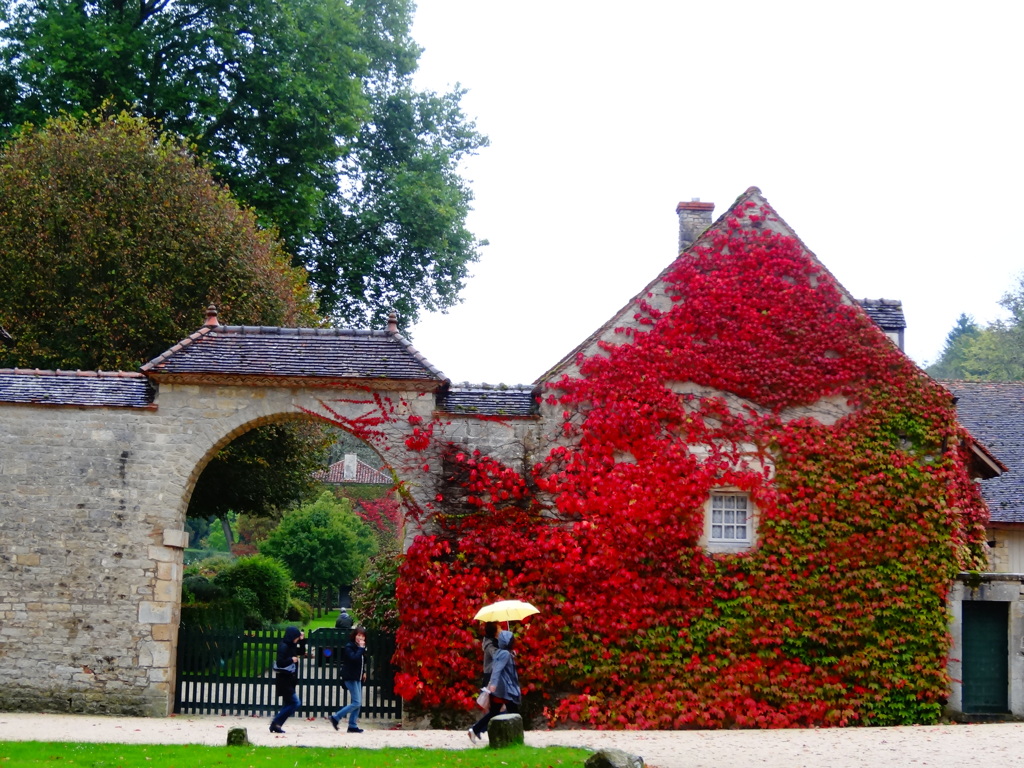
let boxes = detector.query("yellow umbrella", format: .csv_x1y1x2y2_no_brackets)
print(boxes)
473,599,540,623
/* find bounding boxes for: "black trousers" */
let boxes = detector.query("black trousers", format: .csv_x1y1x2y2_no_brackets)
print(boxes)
471,696,519,735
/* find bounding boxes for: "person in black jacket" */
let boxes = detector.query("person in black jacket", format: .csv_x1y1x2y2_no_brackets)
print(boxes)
270,626,305,734
328,627,368,733
335,608,354,631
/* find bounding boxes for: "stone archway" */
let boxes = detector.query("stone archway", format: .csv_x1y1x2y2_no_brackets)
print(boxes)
0,321,447,715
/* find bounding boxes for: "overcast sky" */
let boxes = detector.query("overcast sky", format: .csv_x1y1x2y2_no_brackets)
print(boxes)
406,1,1023,386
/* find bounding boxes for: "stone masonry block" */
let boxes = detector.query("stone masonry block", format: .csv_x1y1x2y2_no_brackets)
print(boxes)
162,529,189,549
138,601,173,625
153,579,178,602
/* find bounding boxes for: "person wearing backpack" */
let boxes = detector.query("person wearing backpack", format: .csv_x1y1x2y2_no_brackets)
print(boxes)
270,626,305,734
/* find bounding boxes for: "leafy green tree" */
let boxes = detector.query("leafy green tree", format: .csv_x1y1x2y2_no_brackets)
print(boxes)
956,322,1024,380
204,525,232,553
930,276,1024,381
926,313,981,379
0,0,488,327
260,492,378,615
189,422,333,539
185,517,213,549
0,111,317,371
0,111,326,533
308,84,487,325
237,512,281,552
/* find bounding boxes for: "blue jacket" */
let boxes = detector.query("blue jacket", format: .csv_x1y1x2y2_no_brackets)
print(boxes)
487,630,520,704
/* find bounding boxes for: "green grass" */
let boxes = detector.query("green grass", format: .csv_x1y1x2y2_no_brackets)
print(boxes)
271,610,355,632
306,610,347,631
0,742,589,767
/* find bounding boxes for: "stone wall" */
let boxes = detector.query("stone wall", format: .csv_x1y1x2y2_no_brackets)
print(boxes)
947,574,1024,719
0,380,438,716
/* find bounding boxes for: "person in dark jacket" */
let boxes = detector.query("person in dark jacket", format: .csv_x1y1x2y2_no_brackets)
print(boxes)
481,622,499,687
335,608,353,631
270,626,305,734
328,627,368,733
468,629,521,743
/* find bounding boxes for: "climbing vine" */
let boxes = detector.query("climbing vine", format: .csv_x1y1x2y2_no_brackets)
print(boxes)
325,199,989,728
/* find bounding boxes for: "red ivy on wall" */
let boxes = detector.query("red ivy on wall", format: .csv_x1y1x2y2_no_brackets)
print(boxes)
336,199,989,728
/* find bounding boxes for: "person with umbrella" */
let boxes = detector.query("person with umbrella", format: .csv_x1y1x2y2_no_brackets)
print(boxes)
468,628,521,744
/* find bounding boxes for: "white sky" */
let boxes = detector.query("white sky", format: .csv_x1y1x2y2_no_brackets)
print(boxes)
407,1,1023,386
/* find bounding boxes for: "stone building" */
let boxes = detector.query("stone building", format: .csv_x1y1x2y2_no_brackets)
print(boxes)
0,186,1003,722
943,380,1024,717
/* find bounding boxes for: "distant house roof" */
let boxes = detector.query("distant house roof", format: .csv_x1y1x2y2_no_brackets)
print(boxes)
945,380,1024,524
0,369,155,408
437,385,538,417
142,320,446,387
313,454,392,485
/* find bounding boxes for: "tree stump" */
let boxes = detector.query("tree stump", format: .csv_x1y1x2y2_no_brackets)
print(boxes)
486,713,524,748
226,727,250,746
585,748,645,768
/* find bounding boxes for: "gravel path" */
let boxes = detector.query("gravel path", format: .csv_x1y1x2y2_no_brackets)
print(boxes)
2,712,1024,767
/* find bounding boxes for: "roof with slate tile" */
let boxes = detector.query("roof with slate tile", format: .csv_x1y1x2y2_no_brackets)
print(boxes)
945,380,1024,524
0,369,155,408
857,299,906,332
141,324,446,386
437,385,538,417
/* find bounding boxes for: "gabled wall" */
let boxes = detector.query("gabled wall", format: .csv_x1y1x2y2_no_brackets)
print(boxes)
394,187,989,728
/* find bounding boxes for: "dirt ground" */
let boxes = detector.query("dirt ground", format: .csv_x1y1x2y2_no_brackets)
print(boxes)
3,712,1024,767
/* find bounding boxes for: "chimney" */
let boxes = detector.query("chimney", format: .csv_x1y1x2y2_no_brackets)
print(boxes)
343,453,358,481
676,198,715,252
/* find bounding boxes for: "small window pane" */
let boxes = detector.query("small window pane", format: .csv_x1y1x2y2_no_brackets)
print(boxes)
710,494,750,543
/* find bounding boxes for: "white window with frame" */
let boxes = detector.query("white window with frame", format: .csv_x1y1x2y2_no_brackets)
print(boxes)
703,490,757,553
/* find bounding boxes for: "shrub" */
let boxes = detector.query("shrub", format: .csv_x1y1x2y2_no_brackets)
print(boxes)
352,550,401,633
287,597,314,624
181,575,223,604
213,554,293,625
185,553,236,579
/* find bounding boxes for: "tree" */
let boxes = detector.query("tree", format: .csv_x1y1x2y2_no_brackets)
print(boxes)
307,84,486,326
926,313,981,379
957,322,1024,380
260,492,378,616
0,111,325,530
0,0,488,328
929,275,1024,381
189,421,333,539
0,111,317,371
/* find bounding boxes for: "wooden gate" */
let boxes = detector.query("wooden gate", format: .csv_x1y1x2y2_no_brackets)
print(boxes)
174,626,402,719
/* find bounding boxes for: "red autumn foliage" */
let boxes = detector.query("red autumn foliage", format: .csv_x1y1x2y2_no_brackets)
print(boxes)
323,196,989,728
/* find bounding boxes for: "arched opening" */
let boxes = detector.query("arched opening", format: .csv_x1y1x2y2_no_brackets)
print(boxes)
173,409,405,719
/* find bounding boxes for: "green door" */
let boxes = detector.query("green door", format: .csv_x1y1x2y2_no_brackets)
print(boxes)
962,600,1009,714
